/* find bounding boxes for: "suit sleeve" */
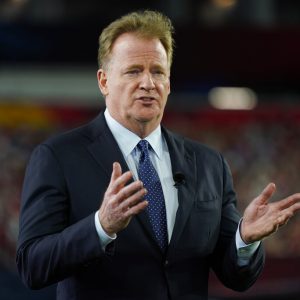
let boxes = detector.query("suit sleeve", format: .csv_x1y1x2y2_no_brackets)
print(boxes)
16,144,104,289
211,155,265,291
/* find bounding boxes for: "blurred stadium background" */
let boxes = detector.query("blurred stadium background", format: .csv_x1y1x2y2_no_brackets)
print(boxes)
1,0,300,299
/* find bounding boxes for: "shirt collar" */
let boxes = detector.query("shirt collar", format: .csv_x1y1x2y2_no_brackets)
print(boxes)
104,109,163,159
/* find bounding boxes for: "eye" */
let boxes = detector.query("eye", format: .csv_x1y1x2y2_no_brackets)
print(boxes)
153,69,164,75
152,69,167,79
126,69,140,75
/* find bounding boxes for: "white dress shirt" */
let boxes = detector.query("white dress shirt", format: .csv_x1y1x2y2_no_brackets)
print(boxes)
95,109,260,264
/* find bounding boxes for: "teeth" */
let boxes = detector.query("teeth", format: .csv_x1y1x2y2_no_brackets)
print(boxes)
140,97,153,100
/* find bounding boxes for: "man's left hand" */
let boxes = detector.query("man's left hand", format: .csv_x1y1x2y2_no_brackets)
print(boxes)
240,183,300,244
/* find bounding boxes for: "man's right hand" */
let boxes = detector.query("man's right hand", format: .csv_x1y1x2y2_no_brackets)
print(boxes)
98,162,148,236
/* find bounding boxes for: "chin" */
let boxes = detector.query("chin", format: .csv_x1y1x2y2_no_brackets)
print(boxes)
131,106,157,119
138,110,162,122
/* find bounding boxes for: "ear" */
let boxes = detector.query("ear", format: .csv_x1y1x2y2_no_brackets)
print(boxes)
97,69,109,96
167,77,171,96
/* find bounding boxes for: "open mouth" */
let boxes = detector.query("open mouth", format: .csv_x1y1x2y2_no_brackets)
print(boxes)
137,96,156,102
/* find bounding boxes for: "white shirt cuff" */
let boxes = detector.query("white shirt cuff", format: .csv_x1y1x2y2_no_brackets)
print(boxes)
94,211,116,250
235,219,260,266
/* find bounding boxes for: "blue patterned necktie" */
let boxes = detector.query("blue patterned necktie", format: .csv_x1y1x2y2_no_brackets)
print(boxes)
137,140,168,251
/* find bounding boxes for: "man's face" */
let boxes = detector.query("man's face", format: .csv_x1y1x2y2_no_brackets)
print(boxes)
97,33,170,134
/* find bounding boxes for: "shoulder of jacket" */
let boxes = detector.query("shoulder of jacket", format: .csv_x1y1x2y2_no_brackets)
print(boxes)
42,112,105,149
165,127,221,158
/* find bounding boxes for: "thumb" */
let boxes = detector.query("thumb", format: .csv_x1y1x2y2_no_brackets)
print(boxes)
255,183,276,205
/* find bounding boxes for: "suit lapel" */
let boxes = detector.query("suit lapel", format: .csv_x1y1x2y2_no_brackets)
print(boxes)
86,114,129,178
85,113,161,252
84,114,198,254
162,128,197,250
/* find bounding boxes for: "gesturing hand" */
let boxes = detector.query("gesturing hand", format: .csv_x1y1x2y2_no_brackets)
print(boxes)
241,183,300,244
99,162,148,236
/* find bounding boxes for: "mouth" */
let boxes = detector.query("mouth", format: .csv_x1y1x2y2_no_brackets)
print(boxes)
136,96,156,102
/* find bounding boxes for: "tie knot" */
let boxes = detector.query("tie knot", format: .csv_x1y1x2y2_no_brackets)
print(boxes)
137,140,149,153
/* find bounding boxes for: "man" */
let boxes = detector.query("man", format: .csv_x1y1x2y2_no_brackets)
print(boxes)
17,10,300,300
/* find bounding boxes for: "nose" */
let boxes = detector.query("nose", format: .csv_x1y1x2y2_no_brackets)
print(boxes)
139,72,155,91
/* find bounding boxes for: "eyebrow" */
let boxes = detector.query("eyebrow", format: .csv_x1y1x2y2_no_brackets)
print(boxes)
124,63,166,71
124,64,143,70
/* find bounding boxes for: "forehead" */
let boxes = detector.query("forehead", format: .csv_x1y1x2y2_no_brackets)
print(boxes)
110,33,169,67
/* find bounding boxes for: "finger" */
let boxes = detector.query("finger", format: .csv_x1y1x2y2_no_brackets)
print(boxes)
119,187,147,211
124,200,148,217
276,193,300,210
255,183,276,205
277,212,293,227
110,162,122,183
102,163,123,204
276,201,300,226
292,202,300,213
108,170,133,195
115,180,144,204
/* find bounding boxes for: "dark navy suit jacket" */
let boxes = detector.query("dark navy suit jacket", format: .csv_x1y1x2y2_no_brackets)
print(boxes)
17,112,264,300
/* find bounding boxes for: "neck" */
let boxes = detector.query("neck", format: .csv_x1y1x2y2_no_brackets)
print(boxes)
108,110,161,139
128,120,158,139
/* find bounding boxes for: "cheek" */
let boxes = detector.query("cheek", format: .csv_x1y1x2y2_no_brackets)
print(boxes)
107,81,129,101
159,82,170,98
114,79,136,93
